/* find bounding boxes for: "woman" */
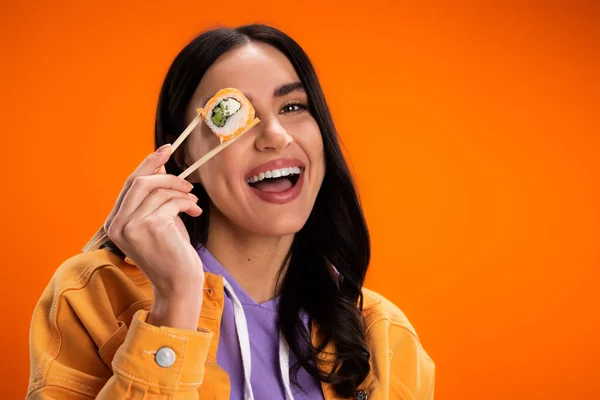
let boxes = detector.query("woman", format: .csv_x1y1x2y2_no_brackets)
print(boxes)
27,24,435,399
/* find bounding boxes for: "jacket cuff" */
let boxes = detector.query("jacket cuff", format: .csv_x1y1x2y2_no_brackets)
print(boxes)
111,309,213,391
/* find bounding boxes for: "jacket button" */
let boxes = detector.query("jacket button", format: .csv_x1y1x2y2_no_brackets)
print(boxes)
355,390,367,400
155,347,176,368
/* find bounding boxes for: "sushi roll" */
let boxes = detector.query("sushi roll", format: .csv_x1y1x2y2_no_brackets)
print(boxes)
199,88,256,143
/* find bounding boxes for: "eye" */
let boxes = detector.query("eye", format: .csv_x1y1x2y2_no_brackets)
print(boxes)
279,102,307,114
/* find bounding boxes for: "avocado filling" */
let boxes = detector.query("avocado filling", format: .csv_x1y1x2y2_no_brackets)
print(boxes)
211,98,242,128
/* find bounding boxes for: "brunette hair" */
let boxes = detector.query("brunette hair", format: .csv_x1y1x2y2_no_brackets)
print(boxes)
105,24,371,397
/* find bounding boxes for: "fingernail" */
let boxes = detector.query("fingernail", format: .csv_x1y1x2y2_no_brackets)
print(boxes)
188,193,198,201
156,144,171,153
185,180,194,189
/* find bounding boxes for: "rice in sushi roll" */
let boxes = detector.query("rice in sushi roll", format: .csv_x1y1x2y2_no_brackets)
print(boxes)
200,88,255,143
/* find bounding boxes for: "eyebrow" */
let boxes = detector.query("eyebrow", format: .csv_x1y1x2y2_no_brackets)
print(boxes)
201,82,305,105
274,81,305,97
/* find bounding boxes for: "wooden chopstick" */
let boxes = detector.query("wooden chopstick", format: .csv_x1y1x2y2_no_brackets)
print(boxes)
171,112,202,153
178,118,259,179
82,114,259,253
82,112,202,253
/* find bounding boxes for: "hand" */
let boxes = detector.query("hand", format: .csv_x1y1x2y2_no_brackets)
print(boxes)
105,144,205,330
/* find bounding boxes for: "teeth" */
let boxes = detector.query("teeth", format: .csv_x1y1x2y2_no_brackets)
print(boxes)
246,166,303,184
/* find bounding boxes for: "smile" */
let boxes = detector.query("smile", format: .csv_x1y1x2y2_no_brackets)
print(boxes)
245,161,305,204
246,166,302,185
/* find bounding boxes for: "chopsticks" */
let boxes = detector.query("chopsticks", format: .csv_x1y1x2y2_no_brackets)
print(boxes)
81,111,259,253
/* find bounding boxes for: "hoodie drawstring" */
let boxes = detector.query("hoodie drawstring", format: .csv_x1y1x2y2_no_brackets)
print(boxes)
223,278,295,400
278,333,295,400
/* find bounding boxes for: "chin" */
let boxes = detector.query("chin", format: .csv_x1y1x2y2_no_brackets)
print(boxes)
243,213,310,238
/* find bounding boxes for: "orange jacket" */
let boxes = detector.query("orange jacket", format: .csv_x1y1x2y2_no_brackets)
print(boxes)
27,249,435,399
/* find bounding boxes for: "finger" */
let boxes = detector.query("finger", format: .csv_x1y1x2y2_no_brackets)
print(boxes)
112,175,194,227
134,144,172,176
128,188,200,224
151,197,203,221
104,145,173,231
123,145,173,195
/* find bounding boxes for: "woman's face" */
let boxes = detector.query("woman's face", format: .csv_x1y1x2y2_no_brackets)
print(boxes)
181,43,325,237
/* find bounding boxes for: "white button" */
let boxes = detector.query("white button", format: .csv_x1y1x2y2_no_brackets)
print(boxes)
155,347,176,368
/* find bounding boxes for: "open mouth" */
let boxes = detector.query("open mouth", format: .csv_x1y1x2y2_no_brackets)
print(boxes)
246,167,303,193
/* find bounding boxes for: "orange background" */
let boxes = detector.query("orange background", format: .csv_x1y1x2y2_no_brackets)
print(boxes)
2,1,599,399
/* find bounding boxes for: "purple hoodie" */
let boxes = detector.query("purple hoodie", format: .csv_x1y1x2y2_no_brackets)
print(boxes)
197,246,324,400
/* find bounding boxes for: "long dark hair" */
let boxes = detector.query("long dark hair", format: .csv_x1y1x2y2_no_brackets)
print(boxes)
107,24,371,397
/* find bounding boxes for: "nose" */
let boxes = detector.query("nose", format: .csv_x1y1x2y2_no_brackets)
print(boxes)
254,117,293,152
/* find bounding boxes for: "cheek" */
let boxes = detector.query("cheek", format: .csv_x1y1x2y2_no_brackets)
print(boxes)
296,119,325,169
197,143,247,195
198,157,229,194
